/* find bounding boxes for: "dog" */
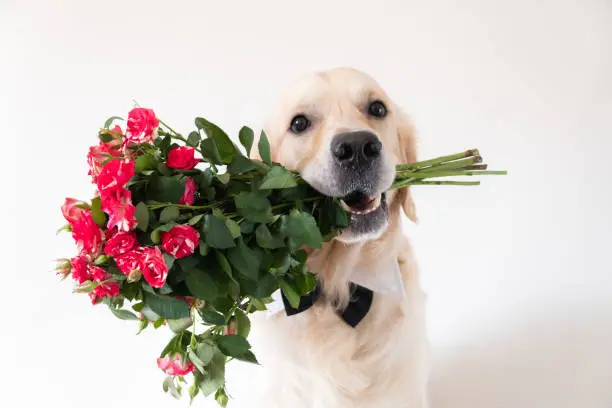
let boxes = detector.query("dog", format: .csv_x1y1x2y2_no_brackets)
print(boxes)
247,67,430,408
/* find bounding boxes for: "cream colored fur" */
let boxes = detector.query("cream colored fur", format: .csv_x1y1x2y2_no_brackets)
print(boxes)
248,68,430,408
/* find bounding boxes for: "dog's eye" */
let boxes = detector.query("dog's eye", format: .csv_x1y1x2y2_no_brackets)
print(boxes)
368,100,387,118
289,115,311,134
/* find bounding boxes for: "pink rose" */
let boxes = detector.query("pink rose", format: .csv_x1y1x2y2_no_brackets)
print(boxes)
157,353,195,376
140,246,168,288
70,255,91,284
126,108,159,144
179,177,197,205
167,146,199,170
101,189,137,232
71,210,103,255
104,230,138,256
161,225,199,259
61,198,86,224
114,247,145,275
88,266,120,304
96,158,135,194
87,126,123,182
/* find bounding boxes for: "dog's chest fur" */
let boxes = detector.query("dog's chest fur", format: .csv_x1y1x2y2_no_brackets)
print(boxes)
249,260,430,408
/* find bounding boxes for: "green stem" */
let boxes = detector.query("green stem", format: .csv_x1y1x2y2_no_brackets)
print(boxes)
398,170,508,180
158,119,183,139
396,149,479,171
391,179,481,189
148,202,221,210
404,156,482,174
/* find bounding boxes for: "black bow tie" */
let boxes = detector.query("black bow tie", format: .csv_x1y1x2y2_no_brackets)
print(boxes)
280,281,374,328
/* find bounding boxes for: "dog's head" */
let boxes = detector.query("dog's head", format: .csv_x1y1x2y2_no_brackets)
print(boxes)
260,67,417,243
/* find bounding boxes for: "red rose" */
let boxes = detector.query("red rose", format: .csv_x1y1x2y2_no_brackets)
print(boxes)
101,189,137,232
140,246,168,288
71,210,103,255
179,177,197,205
156,353,195,376
115,247,145,275
96,158,135,194
104,230,138,256
167,146,199,170
161,225,199,259
70,255,91,284
61,198,86,224
126,108,159,144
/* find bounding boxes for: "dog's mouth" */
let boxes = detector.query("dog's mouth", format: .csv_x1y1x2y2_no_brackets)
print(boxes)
340,191,385,215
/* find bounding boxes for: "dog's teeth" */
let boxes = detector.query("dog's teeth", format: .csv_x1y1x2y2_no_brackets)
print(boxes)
340,200,352,213
340,194,382,215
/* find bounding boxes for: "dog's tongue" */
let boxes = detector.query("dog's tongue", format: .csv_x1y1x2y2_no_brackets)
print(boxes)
342,191,374,211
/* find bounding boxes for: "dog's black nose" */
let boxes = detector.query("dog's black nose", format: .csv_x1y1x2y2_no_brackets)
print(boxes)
331,131,382,167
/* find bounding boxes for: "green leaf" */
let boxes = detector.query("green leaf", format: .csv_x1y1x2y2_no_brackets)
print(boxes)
203,215,236,249
259,165,298,189
225,219,241,239
199,241,209,256
234,191,274,223
188,214,204,226
188,349,207,374
156,134,172,155
234,349,258,364
140,305,161,321
195,348,226,396
227,239,260,280
282,210,324,250
187,131,201,147
167,316,193,333
216,252,234,280
195,117,237,163
135,152,158,172
227,155,256,174
216,172,230,184
103,116,123,129
143,292,190,319
135,202,150,232
238,126,254,156
216,334,251,357
258,130,271,165
294,271,317,296
255,224,285,249
148,175,187,203
137,318,148,334
200,138,223,164
159,206,180,224
199,308,226,326
185,268,218,301
195,343,214,365
90,196,106,227
279,280,301,309
109,308,139,321
234,308,251,338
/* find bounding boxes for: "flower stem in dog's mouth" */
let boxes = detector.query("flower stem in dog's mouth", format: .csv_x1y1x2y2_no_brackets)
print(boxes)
340,191,382,215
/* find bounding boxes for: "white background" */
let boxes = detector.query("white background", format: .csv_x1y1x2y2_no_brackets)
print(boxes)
1,0,611,407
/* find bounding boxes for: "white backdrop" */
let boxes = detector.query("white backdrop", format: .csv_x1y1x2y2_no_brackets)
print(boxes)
1,1,611,407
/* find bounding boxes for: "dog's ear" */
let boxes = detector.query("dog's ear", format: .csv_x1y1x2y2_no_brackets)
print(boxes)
394,107,418,223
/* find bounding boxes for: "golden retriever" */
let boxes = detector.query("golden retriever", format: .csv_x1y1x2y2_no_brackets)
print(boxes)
248,67,430,408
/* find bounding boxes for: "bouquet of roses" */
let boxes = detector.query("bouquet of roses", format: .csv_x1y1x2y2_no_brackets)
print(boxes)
55,107,506,406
